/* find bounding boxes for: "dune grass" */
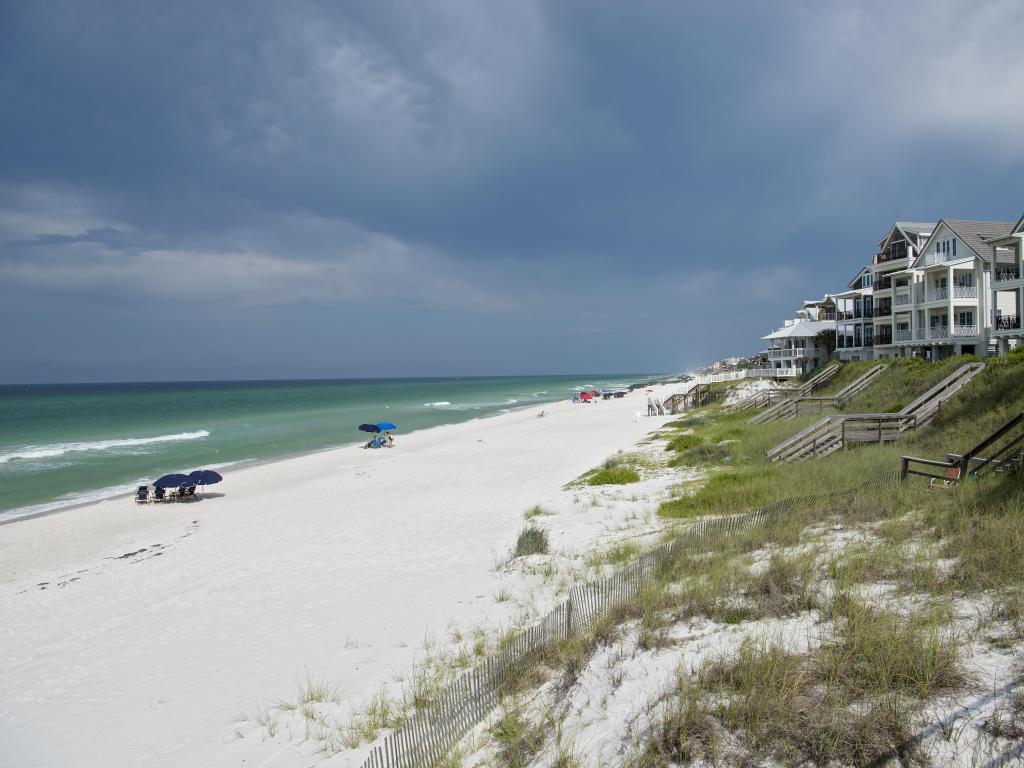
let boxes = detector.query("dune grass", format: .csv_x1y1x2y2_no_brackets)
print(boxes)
513,526,549,558
586,466,640,485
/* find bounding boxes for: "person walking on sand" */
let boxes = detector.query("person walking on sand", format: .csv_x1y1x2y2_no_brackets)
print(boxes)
385,431,394,448
537,409,545,418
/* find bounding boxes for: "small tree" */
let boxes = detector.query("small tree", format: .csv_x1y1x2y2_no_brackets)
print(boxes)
815,329,837,357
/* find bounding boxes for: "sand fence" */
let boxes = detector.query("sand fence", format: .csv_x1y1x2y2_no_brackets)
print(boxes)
359,471,902,768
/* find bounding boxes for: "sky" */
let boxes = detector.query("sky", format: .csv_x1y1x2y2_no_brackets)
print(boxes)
1,1,1022,383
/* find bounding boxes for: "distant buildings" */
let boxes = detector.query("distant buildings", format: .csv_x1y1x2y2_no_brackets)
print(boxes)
764,212,1024,363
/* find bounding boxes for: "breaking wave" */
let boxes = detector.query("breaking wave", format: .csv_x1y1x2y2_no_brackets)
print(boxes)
0,430,211,465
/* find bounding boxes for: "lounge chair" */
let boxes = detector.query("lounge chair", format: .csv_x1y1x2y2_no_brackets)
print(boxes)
154,487,167,502
135,486,149,504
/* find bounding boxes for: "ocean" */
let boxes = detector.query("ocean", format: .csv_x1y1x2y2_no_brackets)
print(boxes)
0,375,647,523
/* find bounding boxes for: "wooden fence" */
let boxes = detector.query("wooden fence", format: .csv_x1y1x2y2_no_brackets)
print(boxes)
358,472,901,768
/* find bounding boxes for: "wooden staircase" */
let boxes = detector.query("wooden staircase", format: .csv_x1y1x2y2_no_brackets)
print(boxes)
747,364,887,424
766,362,986,463
901,410,1024,484
725,363,841,414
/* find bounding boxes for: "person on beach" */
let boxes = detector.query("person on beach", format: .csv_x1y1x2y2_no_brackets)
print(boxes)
537,409,545,418
385,431,394,448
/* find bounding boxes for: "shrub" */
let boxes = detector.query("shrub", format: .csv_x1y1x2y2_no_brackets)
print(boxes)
587,466,641,485
513,526,549,558
665,433,703,453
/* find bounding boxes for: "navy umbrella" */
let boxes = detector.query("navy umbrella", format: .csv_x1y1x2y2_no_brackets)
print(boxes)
376,422,397,431
358,423,382,433
188,469,223,486
154,473,194,489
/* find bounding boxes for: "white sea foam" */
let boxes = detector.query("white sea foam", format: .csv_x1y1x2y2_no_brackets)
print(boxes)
0,430,211,465
424,401,452,407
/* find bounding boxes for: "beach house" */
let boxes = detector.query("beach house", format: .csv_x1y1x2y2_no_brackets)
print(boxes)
763,306,836,376
834,267,875,361
902,219,1016,359
987,211,1024,354
870,222,934,359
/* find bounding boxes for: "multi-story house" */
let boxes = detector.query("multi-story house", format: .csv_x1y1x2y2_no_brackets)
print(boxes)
762,307,836,376
871,222,934,359
904,219,1016,359
988,212,1024,354
834,267,874,361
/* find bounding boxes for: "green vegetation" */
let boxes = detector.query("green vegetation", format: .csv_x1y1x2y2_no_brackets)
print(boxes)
586,466,640,485
513,525,549,558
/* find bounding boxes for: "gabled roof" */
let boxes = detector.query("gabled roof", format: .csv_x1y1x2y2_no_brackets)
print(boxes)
877,221,935,249
761,319,835,341
1014,211,1024,235
916,219,1016,265
846,266,872,290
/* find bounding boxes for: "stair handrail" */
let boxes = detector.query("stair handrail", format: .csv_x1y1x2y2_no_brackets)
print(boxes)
766,416,834,460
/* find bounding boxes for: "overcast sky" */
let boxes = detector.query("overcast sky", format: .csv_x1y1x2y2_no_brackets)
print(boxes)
1,1,1022,383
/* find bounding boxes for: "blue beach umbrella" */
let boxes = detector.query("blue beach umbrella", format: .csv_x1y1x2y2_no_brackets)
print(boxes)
188,469,223,486
358,423,382,433
376,422,397,431
154,473,194,489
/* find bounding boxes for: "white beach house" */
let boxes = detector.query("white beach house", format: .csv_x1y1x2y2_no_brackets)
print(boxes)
987,211,1024,354
763,306,836,376
902,219,1016,359
870,222,934,359
834,267,874,361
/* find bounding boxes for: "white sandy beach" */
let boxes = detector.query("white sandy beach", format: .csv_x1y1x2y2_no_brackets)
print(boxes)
0,387,679,768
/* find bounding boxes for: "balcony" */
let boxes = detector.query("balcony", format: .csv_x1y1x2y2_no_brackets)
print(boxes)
952,285,977,299
875,275,893,290
924,252,953,267
769,348,808,360
995,267,1021,282
894,293,912,306
915,328,926,340
930,326,950,340
930,287,949,301
875,335,893,346
873,305,892,318
996,315,1021,331
895,329,913,342
953,325,978,337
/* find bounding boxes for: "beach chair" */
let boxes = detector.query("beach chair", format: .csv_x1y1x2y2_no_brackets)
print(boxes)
135,486,150,504
154,487,167,502
929,465,961,490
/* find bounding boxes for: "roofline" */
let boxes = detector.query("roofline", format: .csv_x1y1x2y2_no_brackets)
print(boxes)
1014,210,1024,235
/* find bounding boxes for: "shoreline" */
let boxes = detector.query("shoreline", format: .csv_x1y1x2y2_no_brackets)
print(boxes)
0,385,638,527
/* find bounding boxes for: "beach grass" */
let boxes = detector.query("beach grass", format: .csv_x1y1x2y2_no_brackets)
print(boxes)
513,526,549,558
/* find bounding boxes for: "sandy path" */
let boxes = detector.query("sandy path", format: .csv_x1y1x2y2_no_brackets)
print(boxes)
0,388,676,768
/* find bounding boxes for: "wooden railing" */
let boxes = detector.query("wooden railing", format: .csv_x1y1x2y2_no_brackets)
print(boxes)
748,364,886,425
766,363,986,462
901,411,1024,484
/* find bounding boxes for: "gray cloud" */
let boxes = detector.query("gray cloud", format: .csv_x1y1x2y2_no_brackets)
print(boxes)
0,1,1021,382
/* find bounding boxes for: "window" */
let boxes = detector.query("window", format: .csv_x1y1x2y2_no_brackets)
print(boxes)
956,273,973,287
952,239,956,257
957,311,974,327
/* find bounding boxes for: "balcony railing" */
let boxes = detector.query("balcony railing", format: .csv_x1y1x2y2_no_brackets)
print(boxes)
875,276,893,290
930,287,949,301
995,268,1019,284
875,336,893,346
953,285,977,299
769,348,808,359
873,305,892,317
924,252,951,267
894,293,912,306
953,325,978,337
914,328,926,340
930,326,949,339
895,329,913,341
996,315,1021,331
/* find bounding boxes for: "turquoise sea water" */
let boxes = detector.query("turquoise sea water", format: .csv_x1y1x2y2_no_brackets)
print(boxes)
0,375,646,522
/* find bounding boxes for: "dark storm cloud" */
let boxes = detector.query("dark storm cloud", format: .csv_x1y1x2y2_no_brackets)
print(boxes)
0,1,1022,382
